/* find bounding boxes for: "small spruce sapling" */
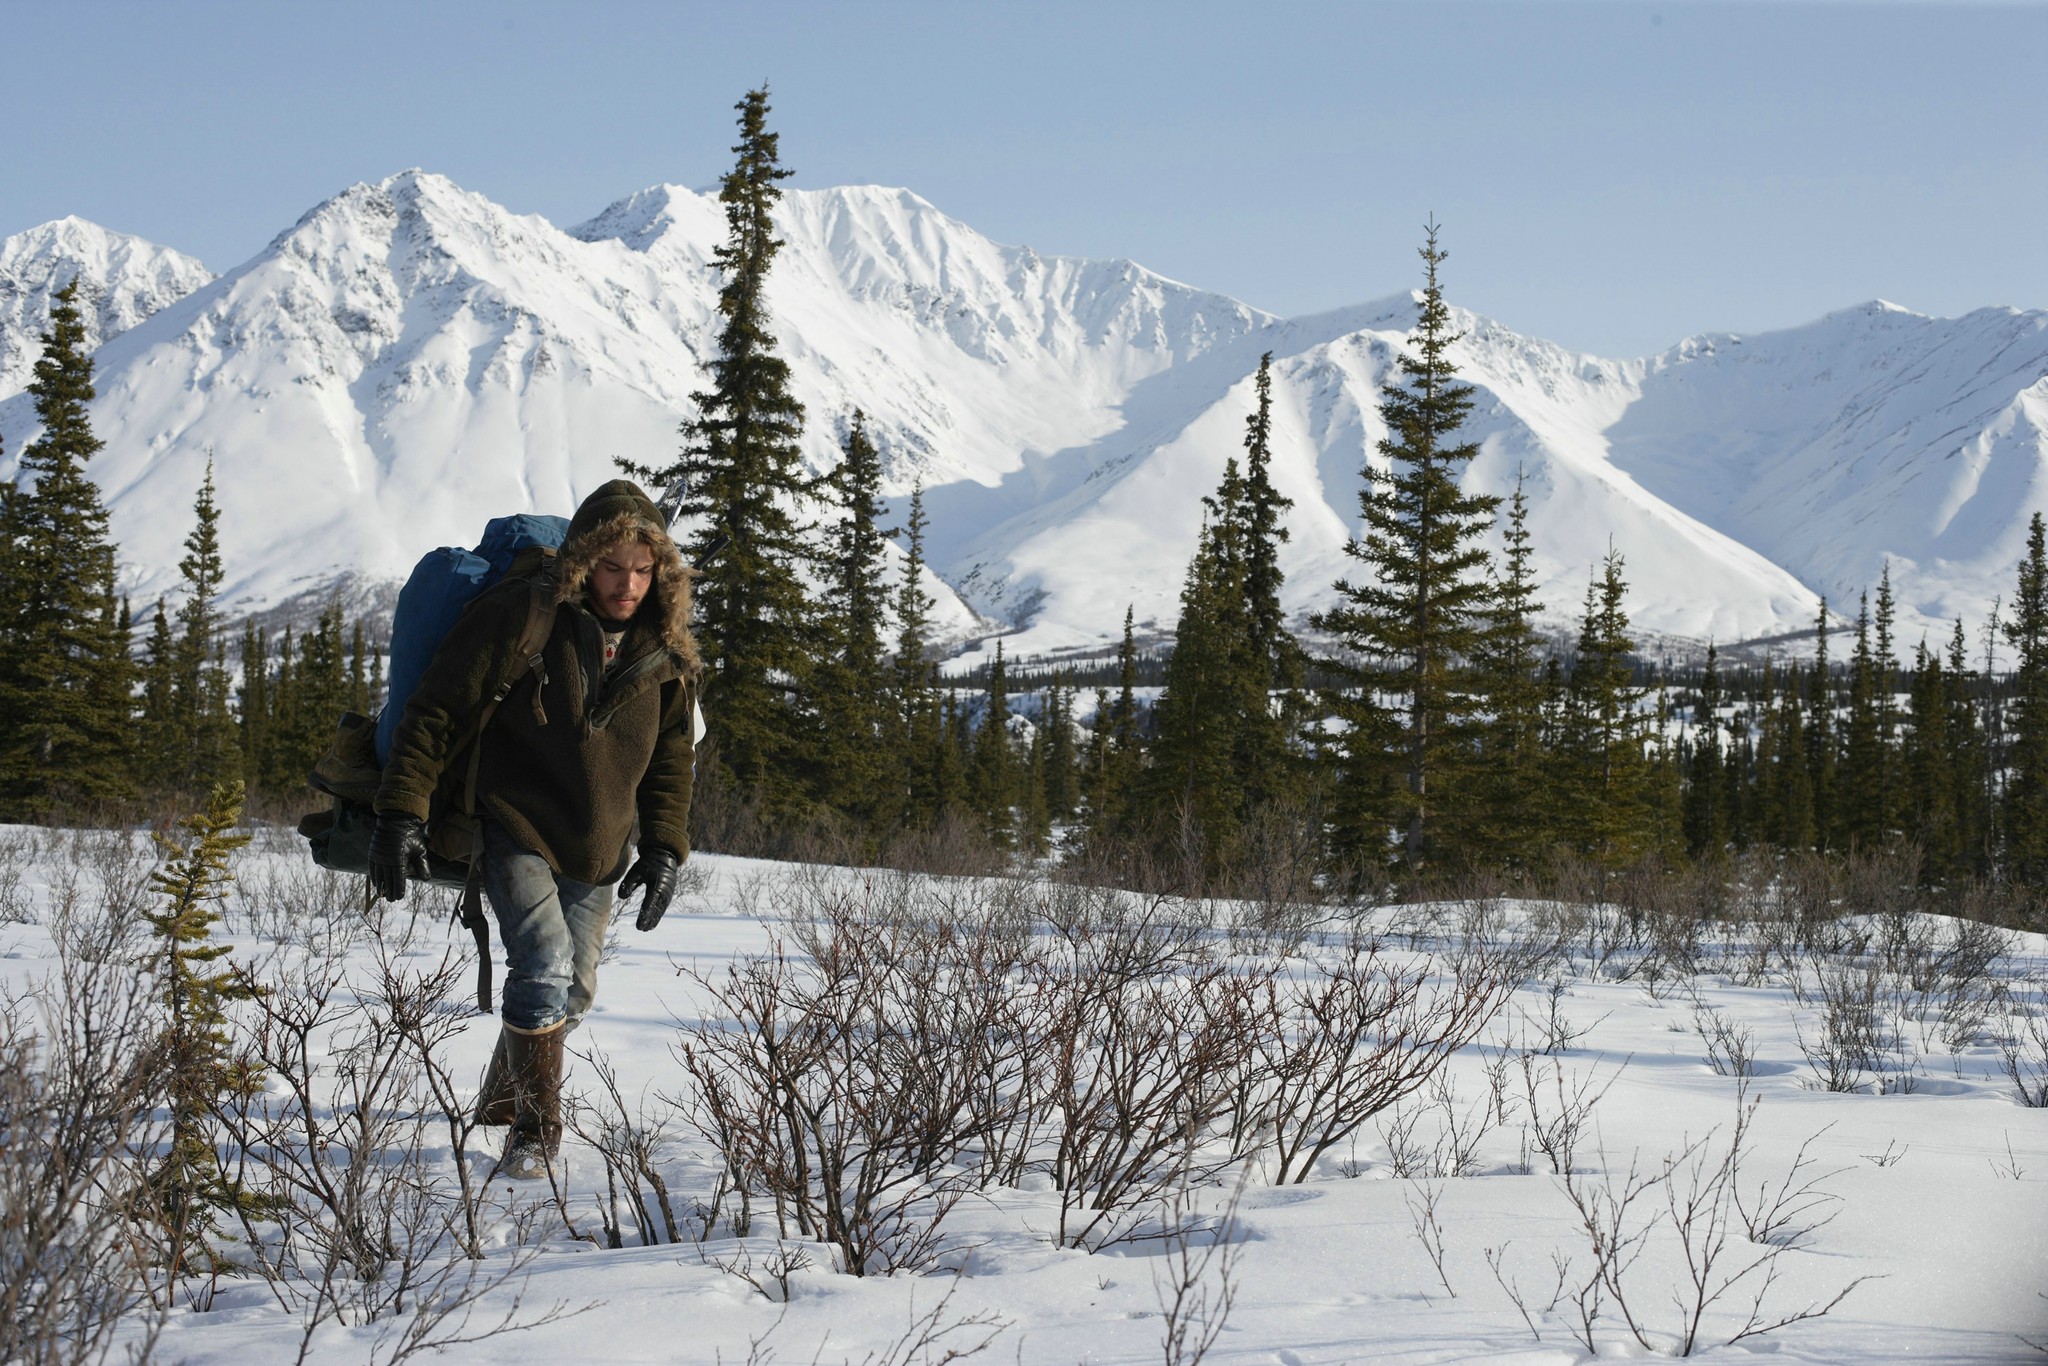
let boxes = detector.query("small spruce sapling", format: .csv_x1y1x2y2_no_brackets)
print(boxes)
143,779,266,1282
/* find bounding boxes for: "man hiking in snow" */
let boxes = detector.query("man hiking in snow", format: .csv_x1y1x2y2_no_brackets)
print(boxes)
366,479,701,1178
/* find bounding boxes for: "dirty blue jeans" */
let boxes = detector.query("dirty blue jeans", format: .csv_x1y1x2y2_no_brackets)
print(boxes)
479,820,614,1032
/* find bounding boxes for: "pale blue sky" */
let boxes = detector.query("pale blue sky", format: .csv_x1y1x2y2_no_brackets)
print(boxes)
4,0,2041,357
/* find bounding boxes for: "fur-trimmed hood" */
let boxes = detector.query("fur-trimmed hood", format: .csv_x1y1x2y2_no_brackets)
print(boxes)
555,480,701,674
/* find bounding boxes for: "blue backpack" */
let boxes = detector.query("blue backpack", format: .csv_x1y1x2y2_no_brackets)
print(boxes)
374,513,571,765
304,512,570,1011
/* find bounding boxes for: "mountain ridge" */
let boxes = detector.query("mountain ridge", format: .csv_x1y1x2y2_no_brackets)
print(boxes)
0,174,2041,663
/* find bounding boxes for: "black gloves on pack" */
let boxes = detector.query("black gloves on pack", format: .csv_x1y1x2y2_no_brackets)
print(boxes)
367,813,430,903
618,847,680,931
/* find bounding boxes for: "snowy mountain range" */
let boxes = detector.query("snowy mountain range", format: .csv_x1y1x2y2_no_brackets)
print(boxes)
2,171,2043,664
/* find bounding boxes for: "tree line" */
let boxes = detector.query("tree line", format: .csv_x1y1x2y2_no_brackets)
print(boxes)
0,278,380,818
5,87,2046,911
646,91,2048,900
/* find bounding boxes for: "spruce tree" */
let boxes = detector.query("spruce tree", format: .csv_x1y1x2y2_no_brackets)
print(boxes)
628,86,815,807
1945,619,1992,877
1235,353,1304,810
1310,224,1499,871
1147,500,1257,878
1757,658,1815,851
1682,644,1727,859
1873,564,1900,835
1904,639,1959,879
173,461,240,794
144,779,261,1277
1559,547,1654,869
256,604,351,795
140,600,180,781
1461,474,1549,869
1043,674,1080,822
0,279,134,813
263,627,298,795
1085,608,1147,840
816,411,894,829
1840,593,1884,850
970,642,1016,845
2003,513,2048,884
1806,600,1838,850
236,623,270,795
1019,706,1052,856
889,481,948,824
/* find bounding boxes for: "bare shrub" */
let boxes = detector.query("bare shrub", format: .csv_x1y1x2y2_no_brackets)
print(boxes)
1998,977,2048,1107
1404,1177,1457,1299
1520,977,1604,1056
1155,1178,1245,1366
1518,1053,1623,1177
1376,1073,1498,1181
0,827,40,924
1044,930,1258,1249
0,939,166,1365
1542,1088,1873,1356
565,1043,684,1248
214,920,577,1359
1792,950,1881,1093
1248,926,1512,1184
1212,796,1332,957
1690,999,1756,1078
676,875,1007,1274
226,856,371,945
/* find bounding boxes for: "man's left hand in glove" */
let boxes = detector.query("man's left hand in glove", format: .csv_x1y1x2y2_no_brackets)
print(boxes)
618,847,680,931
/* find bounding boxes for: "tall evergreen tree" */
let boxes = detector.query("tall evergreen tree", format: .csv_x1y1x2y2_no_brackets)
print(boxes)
628,86,815,806
1235,353,1305,810
2003,513,2048,884
888,481,949,825
255,604,351,795
1756,658,1815,851
0,279,134,813
1945,619,1992,877
1559,547,1654,869
970,642,1015,844
1240,353,1293,679
1873,564,1901,836
1806,599,1838,850
1903,639,1959,879
172,461,240,793
1310,223,1499,871
1146,499,1258,878
1682,644,1727,859
816,411,894,827
1043,674,1080,823
140,600,180,779
1461,474,1549,869
237,622,270,793
1083,608,1146,840
1839,593,1885,849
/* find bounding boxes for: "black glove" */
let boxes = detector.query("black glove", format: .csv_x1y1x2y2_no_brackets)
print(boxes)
367,813,430,903
618,847,680,931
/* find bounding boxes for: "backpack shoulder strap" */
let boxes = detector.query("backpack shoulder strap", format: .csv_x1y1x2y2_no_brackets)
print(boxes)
460,547,562,816
450,548,562,1016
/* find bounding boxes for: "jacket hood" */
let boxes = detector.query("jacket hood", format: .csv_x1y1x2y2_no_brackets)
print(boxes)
556,479,701,673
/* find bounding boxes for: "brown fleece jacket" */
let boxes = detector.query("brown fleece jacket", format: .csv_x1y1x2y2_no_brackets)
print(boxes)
375,482,700,882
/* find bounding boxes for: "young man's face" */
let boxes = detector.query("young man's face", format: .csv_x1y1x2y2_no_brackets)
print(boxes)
590,541,657,622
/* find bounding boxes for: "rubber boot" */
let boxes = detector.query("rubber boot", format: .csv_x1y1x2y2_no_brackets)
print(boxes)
473,1028,516,1127
498,1020,566,1180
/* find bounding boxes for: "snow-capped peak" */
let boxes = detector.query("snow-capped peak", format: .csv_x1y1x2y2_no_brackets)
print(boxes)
0,216,212,399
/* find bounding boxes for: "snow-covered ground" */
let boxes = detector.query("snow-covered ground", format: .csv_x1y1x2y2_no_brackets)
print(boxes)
2,826,2044,1364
